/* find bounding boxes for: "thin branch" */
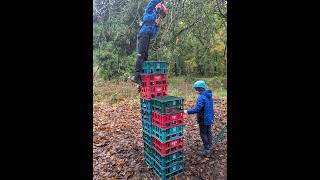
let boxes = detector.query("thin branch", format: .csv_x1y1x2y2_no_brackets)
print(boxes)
216,0,227,19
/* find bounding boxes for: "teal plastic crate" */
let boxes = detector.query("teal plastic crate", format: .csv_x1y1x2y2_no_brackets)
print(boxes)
144,142,154,155
144,151,154,168
144,142,184,167
152,125,185,143
143,61,168,74
152,160,184,180
142,119,152,136
143,131,153,147
152,96,184,115
141,99,152,111
153,168,183,180
144,150,184,180
153,150,184,167
141,109,152,123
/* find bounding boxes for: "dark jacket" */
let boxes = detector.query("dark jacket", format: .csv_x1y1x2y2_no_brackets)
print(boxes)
187,90,214,125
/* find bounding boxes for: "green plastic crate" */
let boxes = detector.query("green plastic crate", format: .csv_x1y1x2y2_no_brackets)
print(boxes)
141,109,152,123
143,61,168,74
144,142,154,155
142,119,152,136
153,150,184,167
144,143,184,168
152,96,184,115
140,99,152,111
145,150,184,180
144,151,154,168
152,160,184,180
143,131,153,147
153,168,183,180
152,125,185,143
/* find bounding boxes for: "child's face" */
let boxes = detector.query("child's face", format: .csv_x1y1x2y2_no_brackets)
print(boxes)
194,89,200,94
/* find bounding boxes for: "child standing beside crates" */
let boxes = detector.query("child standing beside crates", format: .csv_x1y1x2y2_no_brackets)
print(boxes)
184,80,215,156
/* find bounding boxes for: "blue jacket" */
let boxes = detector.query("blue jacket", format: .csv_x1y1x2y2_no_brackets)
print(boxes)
139,0,162,39
187,90,214,125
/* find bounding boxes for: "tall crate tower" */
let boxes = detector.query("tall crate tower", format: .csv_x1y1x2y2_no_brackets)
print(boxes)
139,61,185,180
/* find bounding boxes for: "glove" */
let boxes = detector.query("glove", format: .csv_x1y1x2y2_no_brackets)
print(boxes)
155,18,161,26
184,110,188,114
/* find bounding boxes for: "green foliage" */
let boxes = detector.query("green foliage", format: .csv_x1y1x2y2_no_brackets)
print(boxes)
93,0,227,80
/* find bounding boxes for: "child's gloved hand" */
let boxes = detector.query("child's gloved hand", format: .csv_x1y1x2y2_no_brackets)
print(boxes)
183,110,188,114
155,18,161,25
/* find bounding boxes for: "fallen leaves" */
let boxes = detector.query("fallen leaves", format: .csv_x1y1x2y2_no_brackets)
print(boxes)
93,95,227,180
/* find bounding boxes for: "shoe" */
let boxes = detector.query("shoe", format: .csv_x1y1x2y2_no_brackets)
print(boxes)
199,145,213,151
198,146,205,151
130,75,143,86
198,149,211,156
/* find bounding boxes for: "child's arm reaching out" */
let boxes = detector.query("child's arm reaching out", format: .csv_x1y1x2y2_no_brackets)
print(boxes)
186,96,205,114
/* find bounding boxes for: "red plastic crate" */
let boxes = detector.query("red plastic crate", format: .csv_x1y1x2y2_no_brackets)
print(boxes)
152,112,184,129
140,84,168,100
152,137,184,156
154,107,184,115
141,74,168,87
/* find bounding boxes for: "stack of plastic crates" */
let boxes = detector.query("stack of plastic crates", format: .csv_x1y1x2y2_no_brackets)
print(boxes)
139,61,185,180
150,96,185,179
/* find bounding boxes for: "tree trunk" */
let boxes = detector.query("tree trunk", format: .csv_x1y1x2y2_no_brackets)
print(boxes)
224,40,227,62
93,62,103,80
174,61,178,76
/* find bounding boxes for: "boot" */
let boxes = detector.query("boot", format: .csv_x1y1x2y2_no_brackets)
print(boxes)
198,149,211,156
130,73,143,86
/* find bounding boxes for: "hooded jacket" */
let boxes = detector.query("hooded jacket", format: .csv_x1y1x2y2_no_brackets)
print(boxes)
138,0,162,39
187,90,214,125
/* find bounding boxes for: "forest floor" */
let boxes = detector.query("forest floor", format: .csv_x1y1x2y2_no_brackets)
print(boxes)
93,79,227,180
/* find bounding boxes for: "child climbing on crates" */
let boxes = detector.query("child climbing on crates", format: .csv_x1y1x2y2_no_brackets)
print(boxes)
130,0,169,86
184,80,215,156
